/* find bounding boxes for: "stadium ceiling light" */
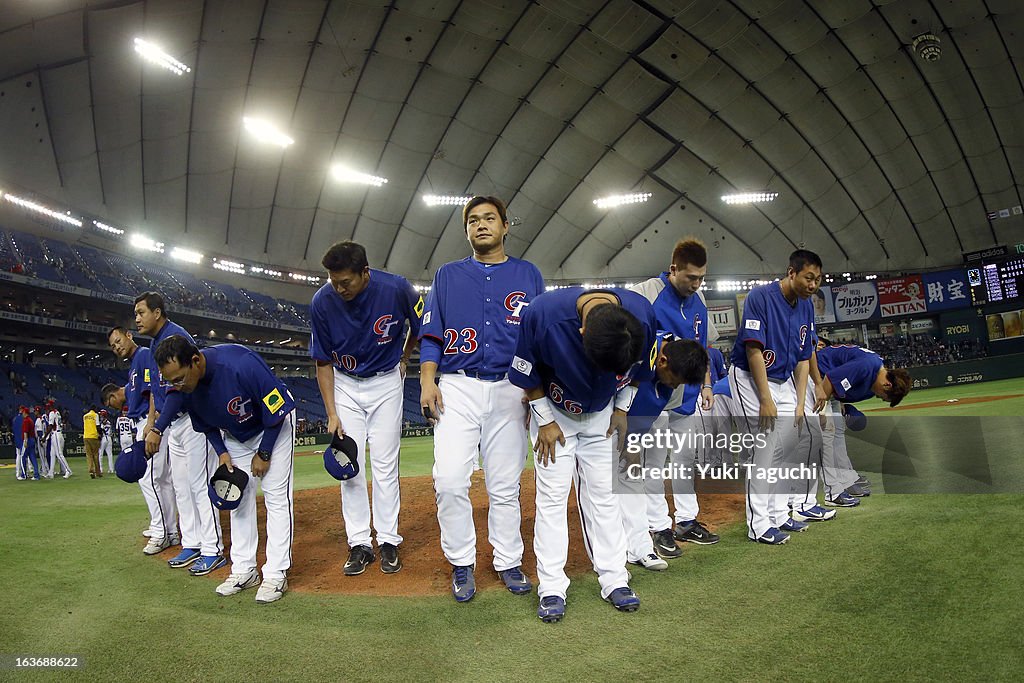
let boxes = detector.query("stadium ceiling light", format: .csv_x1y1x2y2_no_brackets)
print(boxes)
3,193,82,227
92,220,125,236
133,38,191,75
593,192,652,209
281,338,292,344
423,194,472,207
130,233,165,253
331,165,388,187
213,258,245,275
171,246,203,264
721,192,779,205
242,116,294,148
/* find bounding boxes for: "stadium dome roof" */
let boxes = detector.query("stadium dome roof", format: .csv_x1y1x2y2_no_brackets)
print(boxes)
1,0,1021,281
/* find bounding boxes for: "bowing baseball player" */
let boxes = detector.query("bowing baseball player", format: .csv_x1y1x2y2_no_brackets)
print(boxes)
103,326,179,554
419,195,544,602
509,286,658,622
154,335,296,604
310,241,421,576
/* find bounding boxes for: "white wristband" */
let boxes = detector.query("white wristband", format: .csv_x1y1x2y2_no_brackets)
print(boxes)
529,397,556,426
614,384,638,412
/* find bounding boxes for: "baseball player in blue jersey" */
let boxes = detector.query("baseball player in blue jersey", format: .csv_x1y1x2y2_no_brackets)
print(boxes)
509,286,658,622
627,239,721,563
311,241,422,576
103,326,179,555
809,343,911,506
155,336,297,604
135,293,224,574
15,407,40,480
419,195,544,602
729,250,822,545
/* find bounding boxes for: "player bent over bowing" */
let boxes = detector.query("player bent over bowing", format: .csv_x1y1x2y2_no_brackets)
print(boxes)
155,335,297,604
509,287,659,622
420,195,544,602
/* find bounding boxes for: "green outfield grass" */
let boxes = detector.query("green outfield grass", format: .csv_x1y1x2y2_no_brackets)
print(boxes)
2,383,1023,681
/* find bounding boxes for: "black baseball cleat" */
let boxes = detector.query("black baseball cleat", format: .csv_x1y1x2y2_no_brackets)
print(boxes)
673,520,720,545
343,545,375,576
380,543,402,574
651,529,683,559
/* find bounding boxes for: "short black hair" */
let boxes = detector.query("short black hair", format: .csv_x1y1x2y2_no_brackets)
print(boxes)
582,303,645,374
134,292,166,318
107,326,130,341
789,249,823,274
321,241,368,273
154,335,200,369
662,339,708,386
462,196,508,229
100,383,120,405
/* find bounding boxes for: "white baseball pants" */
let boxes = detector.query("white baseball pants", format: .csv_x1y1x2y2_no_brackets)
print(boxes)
223,413,296,580
167,414,223,555
533,404,630,600
135,420,178,542
100,435,113,472
333,367,403,548
49,433,71,476
432,373,529,571
822,398,860,499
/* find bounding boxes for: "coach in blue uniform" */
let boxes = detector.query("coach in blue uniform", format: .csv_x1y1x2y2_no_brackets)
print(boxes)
154,336,297,604
15,407,39,480
419,195,544,602
310,241,422,576
708,347,727,384
509,287,658,622
729,250,822,544
103,326,179,554
135,292,224,574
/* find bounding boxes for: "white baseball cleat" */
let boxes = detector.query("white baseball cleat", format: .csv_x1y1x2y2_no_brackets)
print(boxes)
142,529,152,538
255,577,288,604
216,569,261,597
630,553,669,571
143,536,172,555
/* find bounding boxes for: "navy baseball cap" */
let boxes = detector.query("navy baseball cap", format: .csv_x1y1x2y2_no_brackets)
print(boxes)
115,441,148,483
323,433,359,481
208,464,249,510
844,405,867,432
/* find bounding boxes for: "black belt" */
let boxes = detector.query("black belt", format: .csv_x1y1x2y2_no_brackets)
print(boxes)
458,370,507,382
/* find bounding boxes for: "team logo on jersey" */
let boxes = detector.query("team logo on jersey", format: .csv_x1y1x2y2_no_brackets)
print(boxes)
512,356,533,375
227,396,253,423
423,311,432,325
799,324,808,348
649,341,658,370
262,388,286,414
762,349,776,369
504,291,529,324
745,319,761,331
373,314,401,345
414,295,425,319
144,368,151,383
615,373,633,390
840,378,852,392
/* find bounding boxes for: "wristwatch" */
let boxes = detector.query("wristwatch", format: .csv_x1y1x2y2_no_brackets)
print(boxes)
256,449,271,462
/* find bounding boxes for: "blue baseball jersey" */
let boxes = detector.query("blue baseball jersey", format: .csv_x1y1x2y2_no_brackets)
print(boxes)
149,320,196,413
627,334,683,435
731,282,815,381
183,344,295,443
708,347,726,384
12,416,23,449
310,269,423,377
816,345,884,404
419,256,544,375
126,346,153,420
508,287,658,414
630,274,711,416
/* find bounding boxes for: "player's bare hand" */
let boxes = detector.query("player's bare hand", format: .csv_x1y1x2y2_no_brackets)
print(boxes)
534,422,565,467
251,453,269,478
326,414,344,438
399,359,409,380
701,387,715,411
606,409,629,453
813,385,829,413
793,412,805,435
144,428,161,456
218,451,233,472
522,395,531,430
420,382,444,426
758,399,778,432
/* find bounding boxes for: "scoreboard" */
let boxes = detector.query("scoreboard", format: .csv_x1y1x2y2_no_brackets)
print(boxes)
968,256,1024,306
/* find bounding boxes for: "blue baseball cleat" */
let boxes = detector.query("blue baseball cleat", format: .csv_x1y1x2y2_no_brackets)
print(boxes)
168,548,201,568
780,519,809,533
825,491,861,508
792,505,837,522
538,595,566,623
451,565,476,602
606,587,640,612
753,527,790,545
189,555,227,576
499,567,532,595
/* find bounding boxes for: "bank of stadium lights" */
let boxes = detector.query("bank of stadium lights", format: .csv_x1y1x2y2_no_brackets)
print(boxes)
92,220,124,236
331,165,388,187
711,279,774,292
290,272,321,283
721,192,779,205
133,38,191,75
213,258,245,275
250,266,282,277
412,284,432,293
130,234,164,254
242,117,294,148
171,246,203,264
2,192,82,227
593,192,652,210
423,194,472,207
